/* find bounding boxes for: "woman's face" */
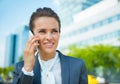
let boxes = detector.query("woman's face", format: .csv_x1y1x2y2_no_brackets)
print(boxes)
33,16,60,54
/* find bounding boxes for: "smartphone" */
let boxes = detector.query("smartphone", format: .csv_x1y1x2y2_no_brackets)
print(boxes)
29,31,38,55
29,30,34,38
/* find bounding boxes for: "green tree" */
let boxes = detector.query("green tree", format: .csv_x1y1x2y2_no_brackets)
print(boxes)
19,55,23,62
65,44,120,75
0,66,14,82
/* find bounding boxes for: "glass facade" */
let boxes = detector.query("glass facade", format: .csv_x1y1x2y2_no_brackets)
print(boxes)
62,14,120,39
80,30,120,46
52,0,102,26
5,34,18,67
57,0,120,50
15,25,29,63
4,25,29,66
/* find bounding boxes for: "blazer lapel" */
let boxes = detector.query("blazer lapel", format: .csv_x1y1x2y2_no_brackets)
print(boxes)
33,53,41,84
58,50,70,84
32,50,70,84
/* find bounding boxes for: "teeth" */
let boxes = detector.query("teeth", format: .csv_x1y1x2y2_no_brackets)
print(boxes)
45,43,53,46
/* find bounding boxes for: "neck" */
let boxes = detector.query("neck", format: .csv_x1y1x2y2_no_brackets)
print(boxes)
38,50,56,61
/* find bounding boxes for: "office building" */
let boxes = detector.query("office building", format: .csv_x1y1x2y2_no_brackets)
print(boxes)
15,25,29,63
54,0,120,50
4,25,29,67
5,34,18,67
52,0,102,27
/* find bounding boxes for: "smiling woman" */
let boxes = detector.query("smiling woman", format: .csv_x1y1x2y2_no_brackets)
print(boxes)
33,17,60,58
13,7,88,84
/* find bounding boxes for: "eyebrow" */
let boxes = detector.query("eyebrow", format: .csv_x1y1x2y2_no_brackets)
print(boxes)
37,28,59,30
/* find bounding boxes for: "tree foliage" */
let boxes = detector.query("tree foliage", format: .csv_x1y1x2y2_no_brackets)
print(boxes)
65,44,120,73
0,66,14,82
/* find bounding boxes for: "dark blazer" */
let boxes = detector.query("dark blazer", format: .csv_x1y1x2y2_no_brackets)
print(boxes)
13,50,88,84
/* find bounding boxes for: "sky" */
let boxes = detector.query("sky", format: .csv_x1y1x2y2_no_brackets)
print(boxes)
0,0,57,67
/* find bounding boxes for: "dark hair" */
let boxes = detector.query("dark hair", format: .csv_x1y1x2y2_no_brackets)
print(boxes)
29,7,61,33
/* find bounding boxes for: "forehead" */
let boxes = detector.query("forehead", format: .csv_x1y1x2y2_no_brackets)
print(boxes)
34,17,59,29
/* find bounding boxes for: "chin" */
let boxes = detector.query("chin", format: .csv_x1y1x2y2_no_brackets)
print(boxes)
44,48,56,54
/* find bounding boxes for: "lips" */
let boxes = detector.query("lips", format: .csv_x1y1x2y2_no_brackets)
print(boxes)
44,42,54,48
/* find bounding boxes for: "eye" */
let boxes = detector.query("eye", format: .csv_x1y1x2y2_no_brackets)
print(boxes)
52,29,58,33
38,30,46,34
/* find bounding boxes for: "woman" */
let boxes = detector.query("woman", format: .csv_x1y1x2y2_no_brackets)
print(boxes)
13,7,88,84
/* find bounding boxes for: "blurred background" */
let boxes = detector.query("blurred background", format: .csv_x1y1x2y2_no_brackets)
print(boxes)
0,0,120,84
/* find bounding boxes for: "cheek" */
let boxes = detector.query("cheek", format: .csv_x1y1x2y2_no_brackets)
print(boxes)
38,34,60,44
54,35,60,42
38,36,43,44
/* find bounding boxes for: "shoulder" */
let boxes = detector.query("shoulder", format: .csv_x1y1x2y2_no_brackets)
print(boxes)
14,61,24,71
64,55,87,72
65,55,85,66
57,50,85,65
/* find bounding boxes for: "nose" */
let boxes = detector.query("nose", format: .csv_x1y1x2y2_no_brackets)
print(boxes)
46,32,53,40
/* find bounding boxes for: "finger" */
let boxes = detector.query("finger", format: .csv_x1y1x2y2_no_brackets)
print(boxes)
24,34,40,55
28,36,39,50
27,34,39,44
27,36,39,48
27,36,35,45
24,41,39,57
29,42,39,53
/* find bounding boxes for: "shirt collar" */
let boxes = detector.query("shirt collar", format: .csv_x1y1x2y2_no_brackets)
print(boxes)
38,51,59,71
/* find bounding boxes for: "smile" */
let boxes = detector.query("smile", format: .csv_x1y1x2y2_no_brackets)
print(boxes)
44,43,54,48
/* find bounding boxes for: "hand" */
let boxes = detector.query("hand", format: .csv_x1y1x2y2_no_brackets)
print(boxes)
23,35,39,72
